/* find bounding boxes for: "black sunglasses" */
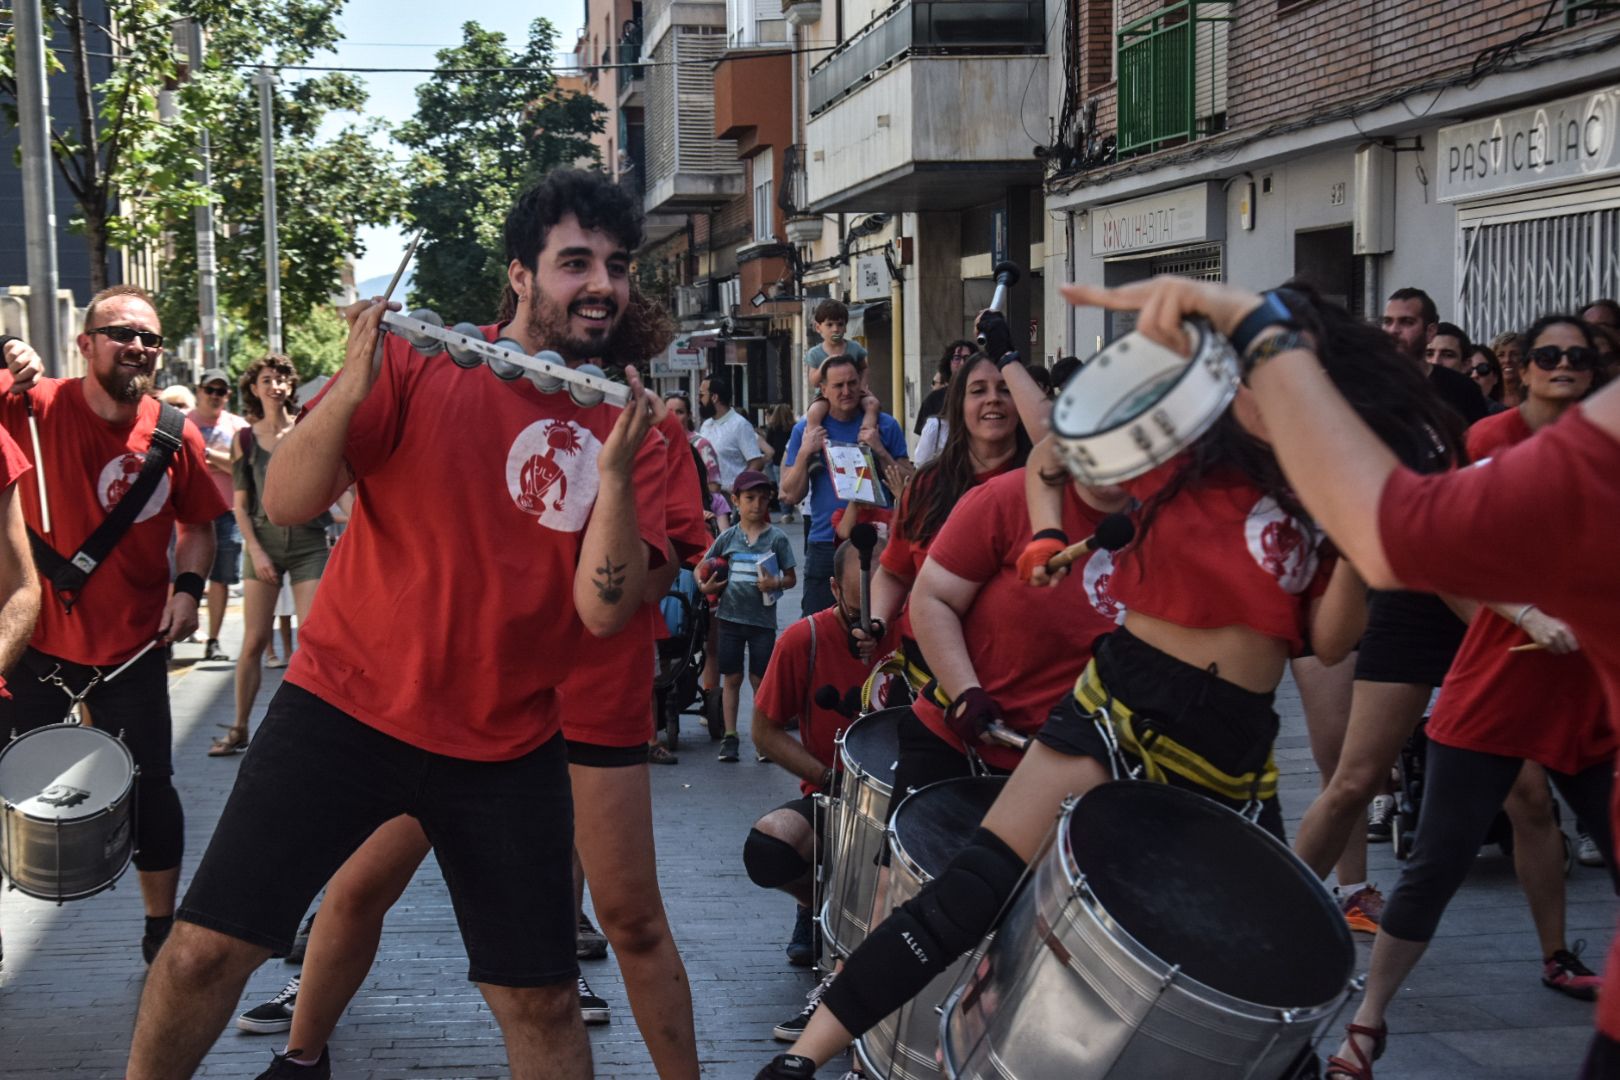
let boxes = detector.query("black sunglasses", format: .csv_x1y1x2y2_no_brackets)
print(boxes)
1470,362,1495,378
1527,345,1598,372
200,385,230,396
88,325,164,349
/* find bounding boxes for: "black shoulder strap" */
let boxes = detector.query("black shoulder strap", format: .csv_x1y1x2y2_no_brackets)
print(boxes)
29,402,187,613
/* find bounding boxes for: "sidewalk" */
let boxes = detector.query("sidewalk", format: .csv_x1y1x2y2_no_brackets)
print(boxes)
0,524,1612,1077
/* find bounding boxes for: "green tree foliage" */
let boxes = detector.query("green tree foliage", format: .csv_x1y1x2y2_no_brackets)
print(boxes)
220,301,346,378
398,20,605,322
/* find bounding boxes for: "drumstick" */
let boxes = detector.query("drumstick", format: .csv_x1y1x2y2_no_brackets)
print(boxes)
24,396,50,534
1508,642,1545,653
382,229,422,304
985,722,1030,751
1047,513,1135,571
105,638,159,682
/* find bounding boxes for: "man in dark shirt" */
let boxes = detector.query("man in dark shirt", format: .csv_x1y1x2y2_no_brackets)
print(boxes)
1381,288,1486,426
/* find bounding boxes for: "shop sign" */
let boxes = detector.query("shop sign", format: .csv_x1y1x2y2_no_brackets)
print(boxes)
1091,183,1224,258
1438,86,1620,202
665,341,706,371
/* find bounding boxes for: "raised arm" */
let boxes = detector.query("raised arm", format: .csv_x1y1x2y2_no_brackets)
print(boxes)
574,368,656,637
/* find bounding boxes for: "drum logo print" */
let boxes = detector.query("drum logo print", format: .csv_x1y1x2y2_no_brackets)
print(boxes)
506,419,600,532
1245,497,1318,593
37,783,91,808
97,453,170,523
1082,549,1126,624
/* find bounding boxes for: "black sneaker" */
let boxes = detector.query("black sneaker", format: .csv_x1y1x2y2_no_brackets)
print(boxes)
1367,794,1394,842
252,1046,330,1079
578,975,610,1024
204,638,231,662
237,975,300,1033
285,912,315,965
718,733,740,762
773,972,834,1041
578,913,609,961
757,1054,819,1079
142,916,173,965
786,905,814,967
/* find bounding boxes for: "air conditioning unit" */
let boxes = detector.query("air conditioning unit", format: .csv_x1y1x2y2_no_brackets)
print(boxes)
676,282,716,318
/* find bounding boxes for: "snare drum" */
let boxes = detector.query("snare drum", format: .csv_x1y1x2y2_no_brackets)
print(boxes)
1051,321,1240,486
941,781,1352,1080
0,723,137,903
819,707,904,965
857,776,1006,1080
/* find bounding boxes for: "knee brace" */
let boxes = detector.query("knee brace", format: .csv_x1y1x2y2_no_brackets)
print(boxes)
820,827,1025,1036
744,828,811,889
132,774,183,872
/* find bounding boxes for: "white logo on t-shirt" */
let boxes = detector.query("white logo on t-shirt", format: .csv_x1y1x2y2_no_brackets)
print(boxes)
506,419,601,533
1082,548,1127,625
1244,496,1318,594
97,453,170,523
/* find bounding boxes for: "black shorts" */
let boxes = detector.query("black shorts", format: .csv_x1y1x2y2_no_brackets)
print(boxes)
717,619,775,678
1035,628,1285,840
566,739,649,768
2,646,173,777
777,794,825,853
179,682,578,987
889,708,1010,825
1354,590,1466,687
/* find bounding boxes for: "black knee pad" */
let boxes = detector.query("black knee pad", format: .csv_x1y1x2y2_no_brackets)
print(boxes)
744,828,810,889
132,774,183,872
910,827,1026,955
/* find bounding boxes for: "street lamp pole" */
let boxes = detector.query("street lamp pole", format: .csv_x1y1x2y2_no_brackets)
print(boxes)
256,65,283,353
188,21,220,369
15,0,62,376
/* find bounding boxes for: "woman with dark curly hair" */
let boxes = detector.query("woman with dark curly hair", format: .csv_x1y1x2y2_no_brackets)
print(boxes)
210,354,330,756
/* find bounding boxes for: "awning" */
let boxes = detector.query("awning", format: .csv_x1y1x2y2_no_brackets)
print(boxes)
846,301,891,342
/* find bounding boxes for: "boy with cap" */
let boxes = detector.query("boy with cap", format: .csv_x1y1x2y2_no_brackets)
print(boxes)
698,470,797,762
191,367,249,660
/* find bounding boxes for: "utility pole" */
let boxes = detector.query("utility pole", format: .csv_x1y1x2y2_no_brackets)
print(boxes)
187,21,220,369
256,65,283,353
15,0,62,376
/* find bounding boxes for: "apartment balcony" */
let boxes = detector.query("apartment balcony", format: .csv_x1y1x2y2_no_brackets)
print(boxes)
782,0,821,27
1116,0,1232,160
617,27,645,108
804,0,1046,213
642,26,746,215
779,144,823,244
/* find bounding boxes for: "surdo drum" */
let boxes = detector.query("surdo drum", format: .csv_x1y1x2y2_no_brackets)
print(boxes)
0,724,137,903
819,707,905,966
857,776,1006,1080
1050,321,1240,486
940,782,1353,1080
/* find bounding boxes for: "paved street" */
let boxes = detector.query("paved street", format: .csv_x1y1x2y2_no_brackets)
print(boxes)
0,527,1613,1078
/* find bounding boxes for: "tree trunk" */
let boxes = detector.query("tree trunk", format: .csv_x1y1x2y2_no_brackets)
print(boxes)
85,211,109,293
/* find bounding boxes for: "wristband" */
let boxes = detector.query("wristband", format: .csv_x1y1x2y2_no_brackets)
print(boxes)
995,350,1024,371
1229,291,1296,355
1032,528,1069,544
172,572,206,601
1240,329,1312,382
1513,604,1536,628
1017,536,1068,583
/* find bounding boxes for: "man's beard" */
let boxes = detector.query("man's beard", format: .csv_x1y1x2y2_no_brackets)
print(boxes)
526,295,622,365
698,399,717,420
95,361,155,404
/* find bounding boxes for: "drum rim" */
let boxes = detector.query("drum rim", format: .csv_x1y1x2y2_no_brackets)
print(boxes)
0,722,138,817
836,706,907,796
1055,781,1355,1015
887,776,1008,888
1050,321,1235,441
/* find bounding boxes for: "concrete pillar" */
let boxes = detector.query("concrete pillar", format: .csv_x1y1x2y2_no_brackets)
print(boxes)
902,211,963,437
1006,186,1034,366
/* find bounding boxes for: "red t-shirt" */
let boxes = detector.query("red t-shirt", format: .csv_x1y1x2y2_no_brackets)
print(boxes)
1425,408,1614,774
0,378,226,665
753,604,900,795
286,330,667,761
1113,461,1330,656
878,462,1014,639
912,469,1122,770
1376,406,1620,1037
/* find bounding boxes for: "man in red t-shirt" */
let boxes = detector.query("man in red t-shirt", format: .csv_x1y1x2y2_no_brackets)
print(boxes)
746,538,900,967
0,289,227,967
126,171,667,1080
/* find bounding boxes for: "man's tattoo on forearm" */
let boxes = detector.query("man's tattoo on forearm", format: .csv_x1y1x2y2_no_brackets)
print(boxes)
594,558,628,604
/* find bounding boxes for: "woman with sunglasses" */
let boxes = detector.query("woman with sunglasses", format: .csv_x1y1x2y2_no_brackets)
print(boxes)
1468,345,1508,414
1320,315,1616,1080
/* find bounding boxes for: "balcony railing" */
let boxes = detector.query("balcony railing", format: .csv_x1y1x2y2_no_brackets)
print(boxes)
807,0,1044,116
1566,0,1620,24
778,144,810,217
1116,0,1232,159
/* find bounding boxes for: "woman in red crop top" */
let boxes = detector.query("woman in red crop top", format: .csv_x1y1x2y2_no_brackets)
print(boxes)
758,286,1458,1080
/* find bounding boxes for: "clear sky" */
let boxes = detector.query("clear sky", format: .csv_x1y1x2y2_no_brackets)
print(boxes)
304,0,580,284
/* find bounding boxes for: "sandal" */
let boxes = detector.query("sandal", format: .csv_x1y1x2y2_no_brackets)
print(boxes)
648,744,679,765
1325,1021,1387,1080
208,725,250,756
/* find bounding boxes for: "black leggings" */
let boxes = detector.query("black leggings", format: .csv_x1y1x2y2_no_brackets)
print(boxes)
1381,739,1618,943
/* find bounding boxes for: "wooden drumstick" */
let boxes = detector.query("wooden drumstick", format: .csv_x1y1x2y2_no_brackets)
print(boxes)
1508,642,1545,653
1047,513,1135,571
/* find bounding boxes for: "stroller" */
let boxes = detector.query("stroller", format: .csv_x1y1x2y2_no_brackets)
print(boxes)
1392,716,1571,873
654,568,723,750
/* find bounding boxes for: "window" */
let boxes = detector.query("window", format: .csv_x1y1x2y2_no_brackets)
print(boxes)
752,153,776,243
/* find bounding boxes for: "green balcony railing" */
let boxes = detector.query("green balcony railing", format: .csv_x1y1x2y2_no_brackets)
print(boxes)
1116,0,1233,159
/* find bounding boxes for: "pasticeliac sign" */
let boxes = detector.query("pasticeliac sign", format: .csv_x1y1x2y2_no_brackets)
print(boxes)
1438,86,1620,203
1091,183,1224,258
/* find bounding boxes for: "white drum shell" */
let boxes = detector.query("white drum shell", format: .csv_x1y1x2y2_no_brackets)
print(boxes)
819,710,901,965
0,725,137,903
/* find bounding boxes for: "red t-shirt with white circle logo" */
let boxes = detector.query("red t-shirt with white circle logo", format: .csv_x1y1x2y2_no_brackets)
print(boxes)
286,330,667,761
912,468,1122,770
0,376,227,665
1113,460,1331,656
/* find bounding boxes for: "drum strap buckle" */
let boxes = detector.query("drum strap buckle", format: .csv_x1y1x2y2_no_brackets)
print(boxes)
37,663,103,724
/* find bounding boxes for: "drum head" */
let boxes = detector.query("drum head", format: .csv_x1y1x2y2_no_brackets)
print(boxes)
1052,331,1196,438
0,725,134,820
841,707,906,785
1066,782,1352,1009
891,777,1006,880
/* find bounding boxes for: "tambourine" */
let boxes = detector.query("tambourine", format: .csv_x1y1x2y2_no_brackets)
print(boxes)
1050,319,1240,486
381,309,630,408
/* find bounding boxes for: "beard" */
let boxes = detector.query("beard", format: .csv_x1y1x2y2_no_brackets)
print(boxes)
95,360,156,404
698,399,717,420
525,293,623,365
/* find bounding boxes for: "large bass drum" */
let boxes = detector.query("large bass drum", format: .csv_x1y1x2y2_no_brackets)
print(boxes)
857,776,1005,1080
941,781,1353,1079
819,707,904,966
0,723,137,903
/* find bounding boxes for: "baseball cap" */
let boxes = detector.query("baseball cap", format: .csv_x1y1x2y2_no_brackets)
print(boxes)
198,368,231,387
732,469,773,495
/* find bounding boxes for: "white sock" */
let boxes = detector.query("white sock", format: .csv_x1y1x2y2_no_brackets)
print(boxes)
282,1048,321,1067
1338,880,1367,897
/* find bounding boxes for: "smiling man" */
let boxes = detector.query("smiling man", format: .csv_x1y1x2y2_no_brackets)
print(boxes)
0,286,227,963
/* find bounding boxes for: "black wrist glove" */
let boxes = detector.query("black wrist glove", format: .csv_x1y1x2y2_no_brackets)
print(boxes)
846,616,885,658
975,311,1014,364
943,686,1000,744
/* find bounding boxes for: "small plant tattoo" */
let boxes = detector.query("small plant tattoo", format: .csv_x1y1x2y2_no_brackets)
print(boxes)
594,558,628,604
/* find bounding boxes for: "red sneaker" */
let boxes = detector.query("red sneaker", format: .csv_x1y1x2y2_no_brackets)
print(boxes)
1544,945,1602,1001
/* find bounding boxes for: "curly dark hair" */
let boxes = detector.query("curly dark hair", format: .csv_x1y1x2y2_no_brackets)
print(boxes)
899,355,1031,549
498,170,644,317
238,354,300,421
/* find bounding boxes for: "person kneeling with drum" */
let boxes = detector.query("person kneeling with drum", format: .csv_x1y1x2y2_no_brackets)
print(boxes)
745,538,899,969
757,286,1454,1080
